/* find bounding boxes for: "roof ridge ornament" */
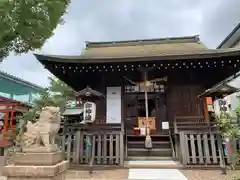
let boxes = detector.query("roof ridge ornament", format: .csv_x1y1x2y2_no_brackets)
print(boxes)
76,86,106,99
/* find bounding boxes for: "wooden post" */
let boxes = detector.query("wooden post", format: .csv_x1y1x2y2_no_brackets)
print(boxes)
74,131,81,164
89,135,95,173
216,134,226,173
120,132,124,165
66,135,71,160
144,72,149,121
97,134,101,164
115,134,120,164
179,131,186,166
2,112,9,146
174,135,179,159
203,97,210,121
9,111,14,129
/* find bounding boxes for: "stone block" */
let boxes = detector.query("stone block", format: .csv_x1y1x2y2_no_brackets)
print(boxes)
21,146,58,153
14,151,64,165
3,160,69,178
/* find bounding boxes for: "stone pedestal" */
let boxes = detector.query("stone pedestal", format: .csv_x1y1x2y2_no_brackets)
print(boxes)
3,147,69,180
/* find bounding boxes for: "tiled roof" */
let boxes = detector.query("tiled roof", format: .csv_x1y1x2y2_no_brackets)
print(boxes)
86,35,204,47
35,47,240,63
0,70,44,91
82,35,207,59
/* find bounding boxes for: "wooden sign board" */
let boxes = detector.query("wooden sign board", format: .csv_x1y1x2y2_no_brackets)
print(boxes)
138,117,156,129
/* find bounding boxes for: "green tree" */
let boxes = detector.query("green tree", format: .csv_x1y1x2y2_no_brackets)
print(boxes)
47,76,76,112
216,112,240,138
29,76,75,117
0,0,70,60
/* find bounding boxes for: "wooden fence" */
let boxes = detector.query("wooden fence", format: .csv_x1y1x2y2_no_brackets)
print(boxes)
173,116,218,134
177,131,240,167
60,123,124,166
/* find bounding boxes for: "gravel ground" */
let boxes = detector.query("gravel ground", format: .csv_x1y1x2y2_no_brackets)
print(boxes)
182,170,240,180
66,169,129,179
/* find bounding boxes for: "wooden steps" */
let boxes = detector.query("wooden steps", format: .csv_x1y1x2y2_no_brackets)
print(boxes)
127,156,174,161
128,141,170,149
128,148,172,157
126,134,173,157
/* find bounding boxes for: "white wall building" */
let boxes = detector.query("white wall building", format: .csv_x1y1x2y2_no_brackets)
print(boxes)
216,22,240,116
218,22,240,88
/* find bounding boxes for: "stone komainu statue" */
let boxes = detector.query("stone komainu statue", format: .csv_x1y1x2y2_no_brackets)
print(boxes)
22,106,61,148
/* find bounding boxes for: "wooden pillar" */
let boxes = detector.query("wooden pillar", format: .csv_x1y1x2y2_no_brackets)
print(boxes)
203,97,210,121
2,112,9,146
3,112,8,132
10,110,14,129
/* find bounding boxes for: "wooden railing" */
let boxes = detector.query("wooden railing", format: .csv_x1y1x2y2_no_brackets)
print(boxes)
168,130,176,159
178,131,240,168
60,122,124,166
173,116,218,134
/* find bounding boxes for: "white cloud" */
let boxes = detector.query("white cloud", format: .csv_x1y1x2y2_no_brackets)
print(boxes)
0,0,239,88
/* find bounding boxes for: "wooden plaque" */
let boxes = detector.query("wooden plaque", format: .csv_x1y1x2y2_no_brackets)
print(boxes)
138,117,156,129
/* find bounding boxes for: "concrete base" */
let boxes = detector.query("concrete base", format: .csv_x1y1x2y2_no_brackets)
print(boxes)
21,145,58,153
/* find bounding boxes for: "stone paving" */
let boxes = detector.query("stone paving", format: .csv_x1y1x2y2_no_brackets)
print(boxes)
182,170,240,180
0,156,239,180
0,169,240,180
66,169,129,179
129,168,188,180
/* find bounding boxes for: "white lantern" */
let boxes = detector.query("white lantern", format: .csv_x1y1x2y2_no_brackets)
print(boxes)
83,101,96,123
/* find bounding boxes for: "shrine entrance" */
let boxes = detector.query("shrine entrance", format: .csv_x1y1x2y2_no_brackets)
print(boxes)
137,95,156,133
137,94,167,134
137,99,155,117
124,92,168,135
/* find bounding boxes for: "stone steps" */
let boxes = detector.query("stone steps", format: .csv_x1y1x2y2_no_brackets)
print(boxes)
125,160,183,169
127,156,173,161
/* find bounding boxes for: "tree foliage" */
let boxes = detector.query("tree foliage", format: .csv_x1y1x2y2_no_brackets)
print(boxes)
0,0,70,60
215,112,240,138
31,76,75,116
215,108,240,170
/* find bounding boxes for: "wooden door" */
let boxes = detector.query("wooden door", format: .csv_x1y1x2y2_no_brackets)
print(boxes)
123,94,138,132
155,95,167,132
167,85,203,121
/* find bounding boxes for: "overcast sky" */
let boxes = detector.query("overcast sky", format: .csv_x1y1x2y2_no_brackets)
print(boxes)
0,0,240,88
